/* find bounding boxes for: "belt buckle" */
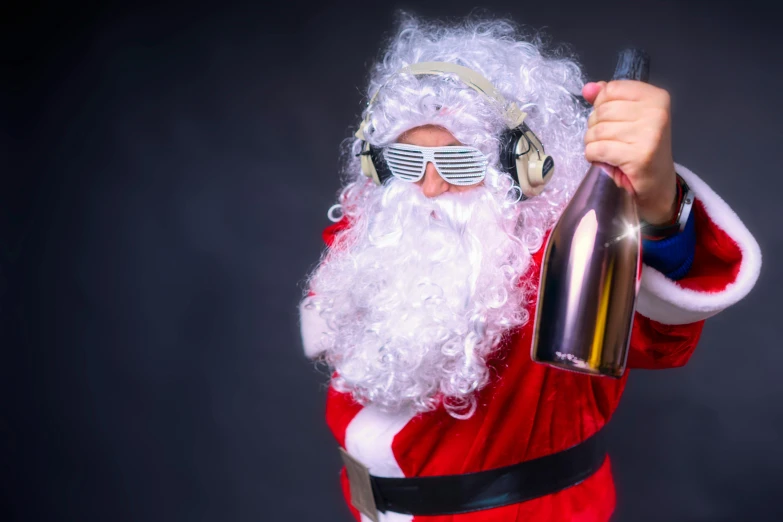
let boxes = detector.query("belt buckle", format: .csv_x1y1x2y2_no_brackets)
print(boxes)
339,448,379,522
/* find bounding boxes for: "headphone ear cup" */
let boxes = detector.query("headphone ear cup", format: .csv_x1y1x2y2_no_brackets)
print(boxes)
359,141,393,185
525,153,555,188
510,124,555,198
360,140,381,185
369,144,393,185
499,128,522,186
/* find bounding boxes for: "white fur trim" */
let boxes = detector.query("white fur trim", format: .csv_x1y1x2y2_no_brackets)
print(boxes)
361,511,413,522
345,405,417,522
636,163,762,325
299,297,329,358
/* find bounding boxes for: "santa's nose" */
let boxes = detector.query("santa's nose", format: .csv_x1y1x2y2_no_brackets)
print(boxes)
419,162,449,198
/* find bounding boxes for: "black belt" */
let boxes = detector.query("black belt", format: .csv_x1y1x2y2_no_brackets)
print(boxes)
340,429,606,519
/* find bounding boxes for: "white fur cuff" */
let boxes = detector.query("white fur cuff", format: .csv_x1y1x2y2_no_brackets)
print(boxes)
636,163,762,325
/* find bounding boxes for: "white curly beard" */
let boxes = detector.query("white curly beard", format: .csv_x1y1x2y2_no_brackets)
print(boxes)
304,179,534,418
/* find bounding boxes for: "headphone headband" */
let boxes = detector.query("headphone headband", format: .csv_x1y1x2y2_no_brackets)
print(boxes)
355,61,527,141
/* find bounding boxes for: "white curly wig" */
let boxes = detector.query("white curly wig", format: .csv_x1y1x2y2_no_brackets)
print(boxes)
345,13,591,244
304,13,592,418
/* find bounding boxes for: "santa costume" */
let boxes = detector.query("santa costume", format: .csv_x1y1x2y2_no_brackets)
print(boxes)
299,15,761,522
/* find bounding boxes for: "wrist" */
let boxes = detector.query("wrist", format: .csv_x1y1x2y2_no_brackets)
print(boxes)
641,174,694,240
640,173,679,225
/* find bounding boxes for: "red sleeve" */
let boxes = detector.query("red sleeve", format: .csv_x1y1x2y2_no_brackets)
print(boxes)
627,314,705,369
627,200,743,369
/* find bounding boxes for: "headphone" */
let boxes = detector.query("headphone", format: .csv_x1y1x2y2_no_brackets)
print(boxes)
354,62,555,200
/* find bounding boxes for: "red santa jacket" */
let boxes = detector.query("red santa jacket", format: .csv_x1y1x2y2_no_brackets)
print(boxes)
300,164,761,522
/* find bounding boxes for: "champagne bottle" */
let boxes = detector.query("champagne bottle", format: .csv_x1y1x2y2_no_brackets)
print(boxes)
530,49,650,378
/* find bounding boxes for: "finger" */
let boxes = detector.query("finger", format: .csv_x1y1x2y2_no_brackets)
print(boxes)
611,169,625,190
592,79,649,108
581,81,607,105
616,168,637,196
584,140,636,170
587,100,644,128
594,162,637,195
593,161,621,186
584,121,638,145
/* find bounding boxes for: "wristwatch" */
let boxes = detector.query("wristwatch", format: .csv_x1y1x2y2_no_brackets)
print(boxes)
641,174,695,239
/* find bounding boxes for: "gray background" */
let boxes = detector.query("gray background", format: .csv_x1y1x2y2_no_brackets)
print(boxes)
3,0,782,521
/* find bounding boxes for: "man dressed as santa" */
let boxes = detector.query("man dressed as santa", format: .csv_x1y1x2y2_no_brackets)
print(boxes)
299,14,761,522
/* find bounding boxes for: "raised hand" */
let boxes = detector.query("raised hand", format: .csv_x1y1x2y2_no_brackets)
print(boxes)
582,80,678,225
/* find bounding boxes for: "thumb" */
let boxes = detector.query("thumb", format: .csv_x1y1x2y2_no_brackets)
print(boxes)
582,81,607,105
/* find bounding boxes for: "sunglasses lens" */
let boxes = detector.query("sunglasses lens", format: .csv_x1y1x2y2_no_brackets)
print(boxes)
433,148,488,185
384,147,425,181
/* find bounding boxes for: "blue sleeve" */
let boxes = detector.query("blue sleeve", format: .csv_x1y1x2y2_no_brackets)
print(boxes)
641,207,696,281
